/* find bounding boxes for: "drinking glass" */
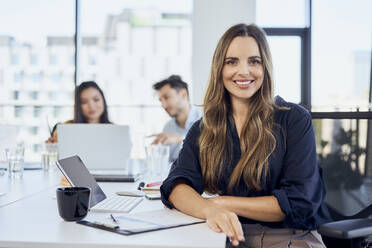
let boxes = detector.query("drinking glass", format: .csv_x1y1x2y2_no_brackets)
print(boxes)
145,145,170,178
42,142,58,172
5,145,25,179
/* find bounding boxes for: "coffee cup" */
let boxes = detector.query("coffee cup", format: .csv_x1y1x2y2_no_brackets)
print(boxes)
56,187,90,222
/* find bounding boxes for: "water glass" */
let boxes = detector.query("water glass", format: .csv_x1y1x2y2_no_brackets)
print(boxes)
145,145,170,178
126,158,146,175
5,146,25,179
42,143,58,172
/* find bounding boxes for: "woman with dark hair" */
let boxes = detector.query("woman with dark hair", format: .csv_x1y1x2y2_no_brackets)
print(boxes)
160,23,330,247
48,81,111,142
73,81,111,124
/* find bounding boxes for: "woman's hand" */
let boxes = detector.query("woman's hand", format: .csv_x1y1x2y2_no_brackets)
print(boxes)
46,137,57,143
169,183,245,246
149,133,183,145
208,195,285,222
204,204,245,246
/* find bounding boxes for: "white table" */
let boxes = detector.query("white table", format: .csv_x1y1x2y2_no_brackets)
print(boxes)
0,169,61,207
0,170,226,248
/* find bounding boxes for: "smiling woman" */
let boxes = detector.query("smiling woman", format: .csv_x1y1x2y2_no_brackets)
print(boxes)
160,23,331,247
222,36,264,105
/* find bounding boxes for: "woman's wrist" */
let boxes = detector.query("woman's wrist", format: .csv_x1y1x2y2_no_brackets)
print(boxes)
201,199,220,219
207,196,230,210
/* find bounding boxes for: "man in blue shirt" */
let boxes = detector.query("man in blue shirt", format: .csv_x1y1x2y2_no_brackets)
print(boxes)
151,75,202,162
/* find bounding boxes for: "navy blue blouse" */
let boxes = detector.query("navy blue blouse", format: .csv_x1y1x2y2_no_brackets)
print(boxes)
160,96,331,230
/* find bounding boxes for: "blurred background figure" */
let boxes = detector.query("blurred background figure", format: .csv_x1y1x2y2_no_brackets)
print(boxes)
151,75,201,162
47,81,111,143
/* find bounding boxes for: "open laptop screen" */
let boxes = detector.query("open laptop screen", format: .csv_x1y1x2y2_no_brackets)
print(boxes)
57,124,132,171
56,155,106,207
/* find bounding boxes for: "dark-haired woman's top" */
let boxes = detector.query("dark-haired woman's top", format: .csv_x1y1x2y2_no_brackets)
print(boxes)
160,96,331,230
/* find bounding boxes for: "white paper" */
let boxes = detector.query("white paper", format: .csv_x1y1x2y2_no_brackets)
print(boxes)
84,209,204,232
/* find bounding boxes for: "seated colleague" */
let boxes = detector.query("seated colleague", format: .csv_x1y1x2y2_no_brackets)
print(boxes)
47,81,111,186
160,24,331,247
151,75,202,162
47,81,111,143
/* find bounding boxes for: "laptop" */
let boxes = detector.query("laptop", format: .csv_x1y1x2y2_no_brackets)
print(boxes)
57,124,140,182
56,155,143,213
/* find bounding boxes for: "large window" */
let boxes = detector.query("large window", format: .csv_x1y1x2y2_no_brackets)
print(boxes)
78,0,193,157
257,0,309,105
311,0,372,217
256,0,307,28
79,0,193,139
312,0,372,111
258,0,372,112
0,0,75,161
267,36,301,103
259,0,372,217
0,0,193,162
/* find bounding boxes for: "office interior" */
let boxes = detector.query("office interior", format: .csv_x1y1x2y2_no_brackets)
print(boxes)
1,0,372,247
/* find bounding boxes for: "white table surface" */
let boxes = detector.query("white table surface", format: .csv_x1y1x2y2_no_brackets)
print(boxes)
0,169,62,207
0,170,226,248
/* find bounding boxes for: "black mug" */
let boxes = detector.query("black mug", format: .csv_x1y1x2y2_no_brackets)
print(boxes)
56,187,90,222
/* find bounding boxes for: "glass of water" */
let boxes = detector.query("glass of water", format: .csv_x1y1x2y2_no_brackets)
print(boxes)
145,145,170,178
42,142,58,172
5,145,25,179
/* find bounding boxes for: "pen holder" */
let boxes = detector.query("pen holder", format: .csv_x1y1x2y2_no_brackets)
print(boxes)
56,187,90,222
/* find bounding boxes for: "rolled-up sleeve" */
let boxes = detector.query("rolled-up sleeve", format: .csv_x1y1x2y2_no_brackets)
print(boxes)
161,120,204,208
272,107,326,230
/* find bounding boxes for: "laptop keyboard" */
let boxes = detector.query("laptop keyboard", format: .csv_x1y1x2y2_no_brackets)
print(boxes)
90,195,143,213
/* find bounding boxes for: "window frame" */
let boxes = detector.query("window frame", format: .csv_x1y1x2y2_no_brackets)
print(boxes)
261,0,372,116
263,27,311,109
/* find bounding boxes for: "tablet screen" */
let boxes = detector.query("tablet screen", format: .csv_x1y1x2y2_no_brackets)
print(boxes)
57,155,106,207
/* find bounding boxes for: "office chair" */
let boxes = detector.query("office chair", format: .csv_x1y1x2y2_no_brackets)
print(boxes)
319,204,372,248
312,117,372,248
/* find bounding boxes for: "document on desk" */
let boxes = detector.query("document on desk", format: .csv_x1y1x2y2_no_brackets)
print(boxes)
78,209,205,235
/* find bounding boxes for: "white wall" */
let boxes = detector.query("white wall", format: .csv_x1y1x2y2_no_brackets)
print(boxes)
191,0,256,105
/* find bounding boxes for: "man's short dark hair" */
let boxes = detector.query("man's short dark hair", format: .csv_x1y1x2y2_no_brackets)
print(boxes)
153,75,189,95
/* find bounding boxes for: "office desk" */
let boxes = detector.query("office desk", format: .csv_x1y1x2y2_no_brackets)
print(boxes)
0,169,61,207
0,170,226,248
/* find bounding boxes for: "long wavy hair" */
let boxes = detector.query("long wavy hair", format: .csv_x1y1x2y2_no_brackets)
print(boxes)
74,81,111,123
199,23,282,193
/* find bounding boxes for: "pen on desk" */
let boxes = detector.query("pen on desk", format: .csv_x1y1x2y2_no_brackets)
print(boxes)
110,214,119,224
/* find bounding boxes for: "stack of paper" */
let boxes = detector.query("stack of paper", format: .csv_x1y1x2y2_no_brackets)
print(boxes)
79,209,205,235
